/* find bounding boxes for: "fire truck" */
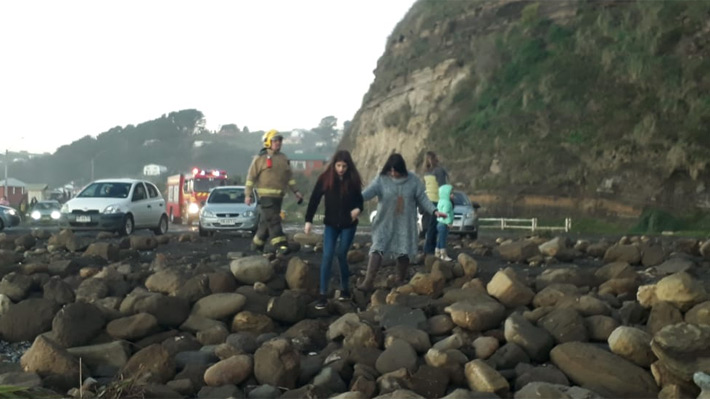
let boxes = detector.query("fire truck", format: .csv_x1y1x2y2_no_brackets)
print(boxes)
166,168,228,224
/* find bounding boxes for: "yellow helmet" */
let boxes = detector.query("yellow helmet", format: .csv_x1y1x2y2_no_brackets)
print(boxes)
262,129,283,149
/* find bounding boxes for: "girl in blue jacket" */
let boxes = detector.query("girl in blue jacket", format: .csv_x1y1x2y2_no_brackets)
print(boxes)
436,184,455,261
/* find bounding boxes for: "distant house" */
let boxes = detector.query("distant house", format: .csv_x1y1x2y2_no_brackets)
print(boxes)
0,178,27,206
143,164,168,176
287,153,328,177
26,183,49,202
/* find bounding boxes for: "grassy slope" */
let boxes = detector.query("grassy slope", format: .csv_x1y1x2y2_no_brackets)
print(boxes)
366,0,710,234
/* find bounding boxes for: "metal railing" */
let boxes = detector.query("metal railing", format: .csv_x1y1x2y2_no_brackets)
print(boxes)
479,217,572,232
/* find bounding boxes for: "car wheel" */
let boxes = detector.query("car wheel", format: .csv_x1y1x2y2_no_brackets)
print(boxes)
468,231,478,240
154,215,168,235
0,219,4,232
198,224,208,237
118,214,134,236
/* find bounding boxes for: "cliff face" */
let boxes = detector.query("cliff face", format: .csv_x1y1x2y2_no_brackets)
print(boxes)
341,0,710,219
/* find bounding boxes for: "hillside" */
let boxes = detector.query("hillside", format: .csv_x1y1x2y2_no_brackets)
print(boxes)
341,0,710,226
5,110,337,190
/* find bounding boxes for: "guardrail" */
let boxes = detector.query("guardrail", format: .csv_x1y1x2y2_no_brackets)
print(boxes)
479,217,572,232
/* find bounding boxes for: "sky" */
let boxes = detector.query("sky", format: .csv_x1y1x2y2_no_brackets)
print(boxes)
0,0,416,154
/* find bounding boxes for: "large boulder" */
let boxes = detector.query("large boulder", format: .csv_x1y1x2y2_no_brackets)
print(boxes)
607,326,655,367
497,240,540,263
254,338,300,389
0,298,58,342
655,271,707,311
121,344,175,384
230,256,274,284
651,322,710,381
204,354,253,386
21,335,89,392
191,293,247,320
51,302,106,347
550,342,658,398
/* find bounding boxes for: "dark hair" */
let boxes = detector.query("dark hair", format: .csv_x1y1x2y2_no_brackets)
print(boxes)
380,153,408,177
425,151,439,171
318,150,362,196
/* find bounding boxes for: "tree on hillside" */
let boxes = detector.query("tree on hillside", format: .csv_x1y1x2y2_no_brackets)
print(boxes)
219,124,240,135
313,116,338,144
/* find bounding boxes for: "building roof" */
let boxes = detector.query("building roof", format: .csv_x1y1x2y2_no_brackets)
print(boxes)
287,153,329,161
0,178,27,187
25,183,49,190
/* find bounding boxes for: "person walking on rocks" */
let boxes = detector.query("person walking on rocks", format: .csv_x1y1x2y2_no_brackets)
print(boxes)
435,184,455,261
422,151,449,256
357,153,447,290
245,129,304,255
304,150,363,309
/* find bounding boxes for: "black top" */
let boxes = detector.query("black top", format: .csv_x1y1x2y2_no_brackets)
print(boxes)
305,178,364,229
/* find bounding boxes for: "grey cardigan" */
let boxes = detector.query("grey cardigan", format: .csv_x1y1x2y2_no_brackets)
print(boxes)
363,172,437,258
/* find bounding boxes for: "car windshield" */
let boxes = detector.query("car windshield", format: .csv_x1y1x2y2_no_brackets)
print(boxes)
194,178,226,193
78,182,132,198
453,192,470,206
208,188,245,204
34,202,60,210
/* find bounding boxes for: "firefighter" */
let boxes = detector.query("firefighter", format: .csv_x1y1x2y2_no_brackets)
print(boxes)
245,130,303,254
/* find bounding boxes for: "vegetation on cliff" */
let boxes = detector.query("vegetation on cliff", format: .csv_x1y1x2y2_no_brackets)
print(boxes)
363,0,710,225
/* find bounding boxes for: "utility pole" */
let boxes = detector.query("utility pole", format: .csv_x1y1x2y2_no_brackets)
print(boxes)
3,149,7,200
91,158,95,181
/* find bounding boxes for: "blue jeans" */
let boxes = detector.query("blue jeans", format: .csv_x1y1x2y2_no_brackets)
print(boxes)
320,225,356,295
424,203,438,254
436,222,449,250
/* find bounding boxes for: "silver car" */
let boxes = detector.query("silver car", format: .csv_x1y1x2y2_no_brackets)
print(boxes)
449,191,480,239
369,190,479,239
198,186,259,236
0,205,20,231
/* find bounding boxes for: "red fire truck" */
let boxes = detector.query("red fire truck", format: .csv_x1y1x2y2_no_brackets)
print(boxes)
166,168,228,224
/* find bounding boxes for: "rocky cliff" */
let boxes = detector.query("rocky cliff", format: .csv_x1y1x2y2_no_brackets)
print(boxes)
341,0,710,222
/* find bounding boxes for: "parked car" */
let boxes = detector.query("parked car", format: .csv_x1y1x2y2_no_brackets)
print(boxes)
449,191,480,239
60,178,168,236
27,200,62,226
369,190,480,239
0,205,21,231
198,186,259,236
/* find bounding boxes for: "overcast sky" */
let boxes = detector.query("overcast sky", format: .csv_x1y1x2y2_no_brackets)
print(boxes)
0,0,416,154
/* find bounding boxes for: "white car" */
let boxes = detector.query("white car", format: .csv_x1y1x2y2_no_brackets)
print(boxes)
198,186,259,236
61,178,168,236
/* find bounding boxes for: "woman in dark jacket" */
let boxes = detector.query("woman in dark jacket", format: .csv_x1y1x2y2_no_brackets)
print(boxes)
304,150,363,309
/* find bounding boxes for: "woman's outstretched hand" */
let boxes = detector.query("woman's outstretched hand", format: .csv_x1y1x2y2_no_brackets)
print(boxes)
304,222,312,234
351,208,361,221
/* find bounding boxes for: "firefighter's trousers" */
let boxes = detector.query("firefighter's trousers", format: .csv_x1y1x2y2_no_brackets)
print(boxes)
253,196,287,248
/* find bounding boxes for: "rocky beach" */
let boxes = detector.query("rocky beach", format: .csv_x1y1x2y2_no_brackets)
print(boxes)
0,228,709,398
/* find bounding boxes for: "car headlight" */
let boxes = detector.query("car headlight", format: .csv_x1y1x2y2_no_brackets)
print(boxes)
188,203,200,214
31,211,41,220
465,211,475,218
6,209,17,216
201,210,215,218
51,211,61,220
61,204,69,213
243,210,254,217
103,204,123,214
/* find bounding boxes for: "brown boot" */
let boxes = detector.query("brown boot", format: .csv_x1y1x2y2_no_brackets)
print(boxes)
357,252,382,291
395,255,410,285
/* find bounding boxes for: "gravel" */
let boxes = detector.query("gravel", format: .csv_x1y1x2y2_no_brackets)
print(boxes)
0,340,32,363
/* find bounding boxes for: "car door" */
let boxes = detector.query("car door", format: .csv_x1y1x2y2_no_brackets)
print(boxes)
145,182,165,225
130,182,151,227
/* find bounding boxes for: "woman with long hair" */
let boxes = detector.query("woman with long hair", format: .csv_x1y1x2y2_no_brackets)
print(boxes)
304,150,363,309
357,153,447,290
422,151,449,256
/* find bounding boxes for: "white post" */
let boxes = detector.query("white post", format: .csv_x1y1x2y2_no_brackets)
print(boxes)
532,218,538,232
3,149,7,200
